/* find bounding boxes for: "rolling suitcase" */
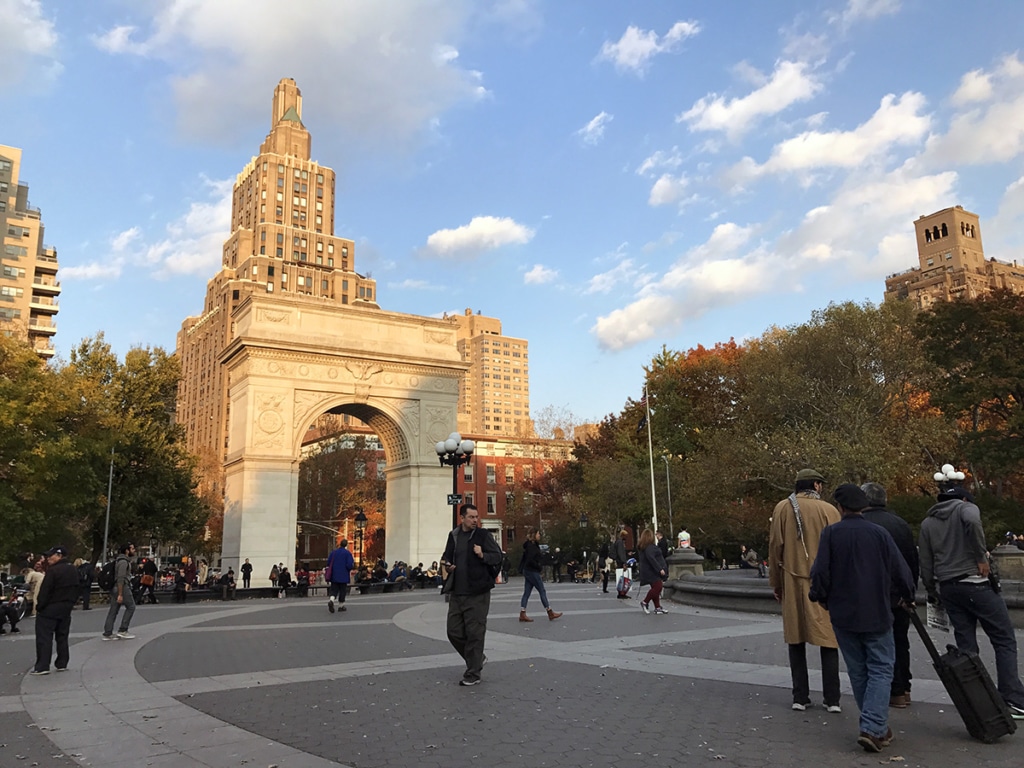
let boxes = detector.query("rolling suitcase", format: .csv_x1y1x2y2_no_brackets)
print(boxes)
908,606,1016,743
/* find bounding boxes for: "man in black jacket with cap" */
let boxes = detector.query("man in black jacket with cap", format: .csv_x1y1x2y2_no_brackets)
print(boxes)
30,546,80,675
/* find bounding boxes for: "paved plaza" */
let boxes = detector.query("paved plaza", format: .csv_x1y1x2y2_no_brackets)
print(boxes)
1,582,1022,768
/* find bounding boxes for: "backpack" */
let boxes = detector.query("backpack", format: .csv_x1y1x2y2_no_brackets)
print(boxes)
96,560,117,591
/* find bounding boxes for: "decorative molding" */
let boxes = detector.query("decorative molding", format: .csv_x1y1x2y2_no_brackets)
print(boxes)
257,308,291,324
426,407,452,445
254,393,286,449
346,361,383,381
424,329,454,345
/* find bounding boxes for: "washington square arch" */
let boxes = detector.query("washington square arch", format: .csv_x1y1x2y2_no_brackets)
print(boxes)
219,295,467,584
175,79,473,582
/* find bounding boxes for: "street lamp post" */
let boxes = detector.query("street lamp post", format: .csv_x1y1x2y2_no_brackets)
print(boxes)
435,432,476,529
661,454,673,540
354,507,367,567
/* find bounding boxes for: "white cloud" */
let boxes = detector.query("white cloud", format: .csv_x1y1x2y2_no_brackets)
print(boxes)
0,0,60,88
91,25,150,55
597,20,700,76
648,174,690,207
984,174,1024,257
523,264,558,284
422,216,535,260
576,111,613,145
91,1,489,149
834,0,901,26
143,178,234,277
679,60,822,140
636,147,683,176
387,278,444,290
60,260,124,281
111,227,142,253
585,258,648,295
728,92,931,184
951,69,994,106
920,54,1024,167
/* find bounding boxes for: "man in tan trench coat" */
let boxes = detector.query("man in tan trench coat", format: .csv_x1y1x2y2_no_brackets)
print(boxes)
769,468,842,712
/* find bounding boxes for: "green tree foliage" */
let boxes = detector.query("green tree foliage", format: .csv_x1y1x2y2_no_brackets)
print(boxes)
915,289,1024,493
0,334,208,562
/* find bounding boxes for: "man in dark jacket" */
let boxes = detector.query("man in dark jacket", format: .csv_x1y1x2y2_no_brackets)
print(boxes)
919,480,1024,719
31,546,80,675
861,482,919,708
441,503,502,686
325,540,355,613
810,485,915,753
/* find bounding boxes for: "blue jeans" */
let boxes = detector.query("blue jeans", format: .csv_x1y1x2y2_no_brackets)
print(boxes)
521,570,550,610
834,627,894,738
940,580,1024,708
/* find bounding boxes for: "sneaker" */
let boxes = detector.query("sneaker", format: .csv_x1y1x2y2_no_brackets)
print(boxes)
1009,704,1024,720
339,605,347,612
640,601,650,614
879,727,894,747
11,627,20,634
328,599,335,614
55,667,68,672
458,678,481,686
116,631,135,639
825,704,842,713
654,607,669,614
792,702,808,711
29,669,49,676
857,732,884,753
101,634,117,641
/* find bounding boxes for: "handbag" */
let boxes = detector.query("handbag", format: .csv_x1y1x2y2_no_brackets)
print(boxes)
140,574,155,587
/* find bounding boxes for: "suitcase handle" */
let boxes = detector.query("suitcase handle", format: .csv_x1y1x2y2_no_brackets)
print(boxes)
905,603,945,665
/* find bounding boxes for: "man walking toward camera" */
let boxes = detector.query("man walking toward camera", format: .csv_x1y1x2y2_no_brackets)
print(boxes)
102,543,137,640
811,484,915,753
441,503,502,686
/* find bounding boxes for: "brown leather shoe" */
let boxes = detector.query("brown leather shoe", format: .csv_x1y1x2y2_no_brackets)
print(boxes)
547,608,562,621
519,610,533,622
857,732,884,753
889,694,908,708
880,727,894,747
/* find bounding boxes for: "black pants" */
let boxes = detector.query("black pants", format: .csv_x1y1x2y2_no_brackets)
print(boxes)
447,591,491,682
242,575,251,588
789,643,841,707
329,582,349,603
35,610,71,672
139,583,158,603
891,605,912,696
80,583,92,610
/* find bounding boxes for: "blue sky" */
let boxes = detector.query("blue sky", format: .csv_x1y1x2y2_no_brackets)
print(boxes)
4,0,1024,425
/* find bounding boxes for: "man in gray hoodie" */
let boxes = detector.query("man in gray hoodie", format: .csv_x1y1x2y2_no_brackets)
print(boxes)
919,484,1024,719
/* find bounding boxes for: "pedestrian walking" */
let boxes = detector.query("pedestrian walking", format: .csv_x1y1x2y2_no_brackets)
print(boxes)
518,529,562,622
441,503,502,686
810,484,915,753
240,558,253,589
326,540,355,613
102,543,137,641
637,529,669,615
30,547,79,675
861,482,920,708
769,468,842,713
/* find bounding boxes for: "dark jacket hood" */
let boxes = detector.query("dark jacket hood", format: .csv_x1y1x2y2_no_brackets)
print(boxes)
928,497,965,521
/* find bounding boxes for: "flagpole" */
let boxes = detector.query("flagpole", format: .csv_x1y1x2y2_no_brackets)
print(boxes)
644,384,658,532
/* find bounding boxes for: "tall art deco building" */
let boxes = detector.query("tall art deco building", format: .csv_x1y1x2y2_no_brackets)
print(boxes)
176,79,379,479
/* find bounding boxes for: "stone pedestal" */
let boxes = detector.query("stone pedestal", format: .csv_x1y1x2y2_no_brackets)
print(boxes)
666,548,705,579
992,544,1024,581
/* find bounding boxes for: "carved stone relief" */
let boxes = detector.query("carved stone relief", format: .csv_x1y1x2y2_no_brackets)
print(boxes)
254,393,286,449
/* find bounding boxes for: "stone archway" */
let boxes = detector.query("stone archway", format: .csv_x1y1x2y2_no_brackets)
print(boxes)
219,293,466,583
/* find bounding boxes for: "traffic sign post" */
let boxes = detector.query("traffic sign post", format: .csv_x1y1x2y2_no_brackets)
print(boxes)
447,493,463,506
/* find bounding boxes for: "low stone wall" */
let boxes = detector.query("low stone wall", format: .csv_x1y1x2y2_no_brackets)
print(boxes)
663,570,1024,627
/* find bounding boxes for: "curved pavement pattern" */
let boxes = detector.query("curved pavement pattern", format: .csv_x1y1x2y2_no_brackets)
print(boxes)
6,585,1024,767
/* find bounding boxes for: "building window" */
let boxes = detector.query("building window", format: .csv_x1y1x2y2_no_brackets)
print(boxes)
463,464,473,482
486,492,496,515
486,465,496,484
505,466,515,484
523,466,533,481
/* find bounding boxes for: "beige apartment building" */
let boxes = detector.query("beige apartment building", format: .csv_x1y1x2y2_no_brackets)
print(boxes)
884,206,1024,307
447,308,532,438
176,79,379,471
0,144,60,358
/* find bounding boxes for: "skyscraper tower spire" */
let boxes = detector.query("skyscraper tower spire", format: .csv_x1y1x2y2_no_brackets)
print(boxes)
262,78,310,159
